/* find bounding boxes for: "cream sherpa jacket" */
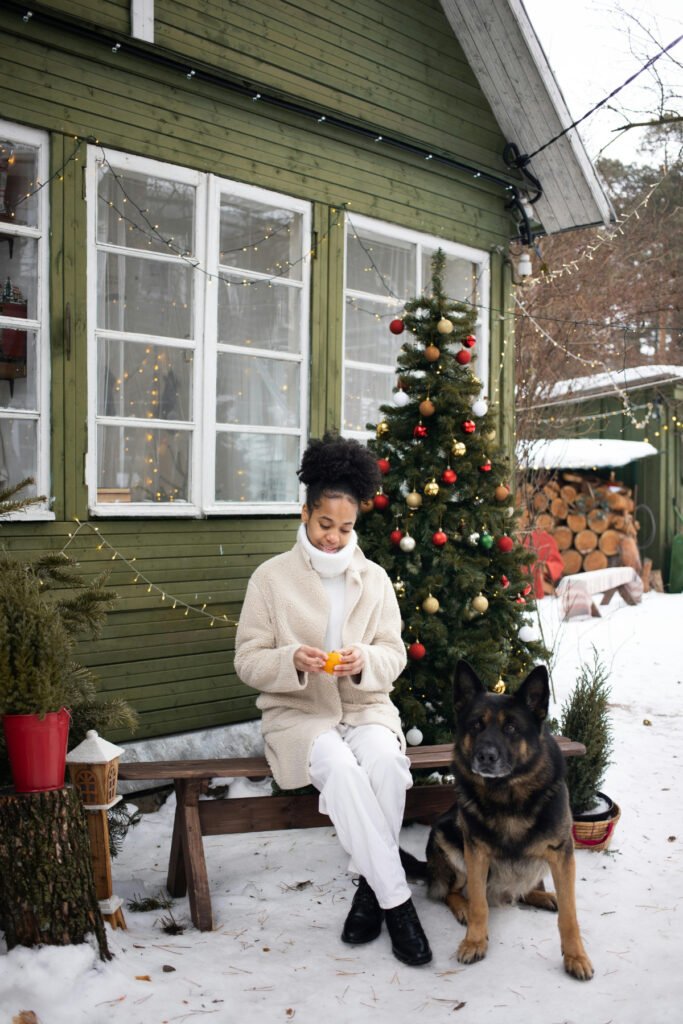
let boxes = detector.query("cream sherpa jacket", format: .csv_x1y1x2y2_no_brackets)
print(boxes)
234,537,407,790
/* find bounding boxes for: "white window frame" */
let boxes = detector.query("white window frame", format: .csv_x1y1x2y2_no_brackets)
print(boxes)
86,146,311,516
342,213,490,440
0,120,52,520
203,176,311,515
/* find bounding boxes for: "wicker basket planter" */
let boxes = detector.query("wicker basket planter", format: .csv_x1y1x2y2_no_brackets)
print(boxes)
572,792,621,852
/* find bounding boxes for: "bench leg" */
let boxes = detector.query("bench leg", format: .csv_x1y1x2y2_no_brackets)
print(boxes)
167,782,187,898
618,584,638,606
176,779,213,932
600,587,618,606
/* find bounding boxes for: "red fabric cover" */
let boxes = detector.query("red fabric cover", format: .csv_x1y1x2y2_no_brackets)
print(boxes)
522,529,564,599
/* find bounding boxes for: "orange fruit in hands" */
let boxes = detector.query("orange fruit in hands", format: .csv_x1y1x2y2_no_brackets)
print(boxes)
323,651,342,674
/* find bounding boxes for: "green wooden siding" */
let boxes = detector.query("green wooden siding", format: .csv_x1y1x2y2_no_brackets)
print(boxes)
0,0,522,741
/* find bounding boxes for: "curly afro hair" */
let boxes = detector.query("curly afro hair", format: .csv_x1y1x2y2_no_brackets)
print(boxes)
298,430,380,508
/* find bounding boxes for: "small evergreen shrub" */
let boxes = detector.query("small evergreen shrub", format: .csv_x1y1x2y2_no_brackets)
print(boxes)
560,650,614,816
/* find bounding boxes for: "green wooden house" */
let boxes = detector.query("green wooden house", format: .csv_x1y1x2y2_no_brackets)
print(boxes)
0,0,611,752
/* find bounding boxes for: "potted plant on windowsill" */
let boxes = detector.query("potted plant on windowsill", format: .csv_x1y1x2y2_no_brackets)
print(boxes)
559,650,619,851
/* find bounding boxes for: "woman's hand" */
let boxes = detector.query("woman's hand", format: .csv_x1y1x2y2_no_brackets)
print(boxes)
334,646,364,677
293,645,327,673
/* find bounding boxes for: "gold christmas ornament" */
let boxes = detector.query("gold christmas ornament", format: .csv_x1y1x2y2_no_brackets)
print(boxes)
471,593,489,614
419,398,435,417
422,594,440,614
424,344,441,362
493,679,506,694
360,498,374,513
452,440,467,457
484,428,496,442
437,316,454,335
393,578,406,599
406,490,423,508
376,420,389,437
494,484,510,502
424,478,440,497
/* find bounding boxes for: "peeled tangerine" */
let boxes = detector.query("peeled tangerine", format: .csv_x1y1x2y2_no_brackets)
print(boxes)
323,651,342,674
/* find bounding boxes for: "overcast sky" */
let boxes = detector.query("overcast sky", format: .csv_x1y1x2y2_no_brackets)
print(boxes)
522,0,682,164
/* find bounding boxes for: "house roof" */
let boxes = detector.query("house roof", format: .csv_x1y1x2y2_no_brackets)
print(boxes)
542,365,683,405
517,437,659,470
439,0,614,235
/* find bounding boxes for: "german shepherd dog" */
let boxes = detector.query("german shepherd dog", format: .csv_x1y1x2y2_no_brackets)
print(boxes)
402,660,593,980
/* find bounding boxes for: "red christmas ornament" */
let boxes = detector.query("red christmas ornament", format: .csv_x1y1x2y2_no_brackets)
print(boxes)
462,334,476,349
462,419,476,434
522,583,533,597
413,423,428,439
373,492,390,511
497,535,514,553
501,575,510,589
390,529,403,546
408,641,426,661
479,460,492,473
432,530,448,547
455,349,471,365
441,467,457,484
377,458,390,475
516,596,526,604
389,318,405,335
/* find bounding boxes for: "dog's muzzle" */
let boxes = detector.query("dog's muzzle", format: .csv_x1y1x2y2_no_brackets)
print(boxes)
472,743,512,778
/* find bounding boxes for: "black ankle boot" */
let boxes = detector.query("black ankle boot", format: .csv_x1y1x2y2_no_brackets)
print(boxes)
385,898,432,965
341,877,383,944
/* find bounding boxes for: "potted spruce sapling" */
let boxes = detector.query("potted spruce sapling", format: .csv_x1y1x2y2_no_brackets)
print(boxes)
0,481,137,792
560,650,619,851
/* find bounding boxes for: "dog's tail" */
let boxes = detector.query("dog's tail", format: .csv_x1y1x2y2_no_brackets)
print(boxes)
399,847,429,880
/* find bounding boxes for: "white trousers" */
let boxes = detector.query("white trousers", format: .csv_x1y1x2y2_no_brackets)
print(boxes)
308,723,413,910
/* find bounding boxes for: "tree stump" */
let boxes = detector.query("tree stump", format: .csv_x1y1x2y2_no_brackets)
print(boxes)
0,786,110,960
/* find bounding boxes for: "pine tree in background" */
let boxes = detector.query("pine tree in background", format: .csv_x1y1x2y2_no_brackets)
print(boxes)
355,250,549,745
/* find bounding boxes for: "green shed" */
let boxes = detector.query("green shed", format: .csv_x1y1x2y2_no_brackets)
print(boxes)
0,0,611,751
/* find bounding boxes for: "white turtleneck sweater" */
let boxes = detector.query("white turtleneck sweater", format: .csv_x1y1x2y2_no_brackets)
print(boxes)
297,523,357,652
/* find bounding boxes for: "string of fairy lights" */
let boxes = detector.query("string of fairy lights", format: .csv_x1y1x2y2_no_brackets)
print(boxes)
60,520,239,628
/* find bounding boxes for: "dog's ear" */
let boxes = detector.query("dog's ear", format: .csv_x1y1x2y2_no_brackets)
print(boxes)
453,660,486,712
515,664,550,723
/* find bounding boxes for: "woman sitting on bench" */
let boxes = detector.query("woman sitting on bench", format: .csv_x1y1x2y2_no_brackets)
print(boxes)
234,431,432,967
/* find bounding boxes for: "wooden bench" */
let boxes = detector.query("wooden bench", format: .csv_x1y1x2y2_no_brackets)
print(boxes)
118,739,585,931
556,566,643,620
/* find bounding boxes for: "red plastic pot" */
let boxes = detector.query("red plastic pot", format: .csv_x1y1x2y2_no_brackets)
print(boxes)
2,708,70,793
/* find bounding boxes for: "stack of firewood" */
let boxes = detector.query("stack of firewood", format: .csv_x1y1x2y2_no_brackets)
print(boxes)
526,472,639,575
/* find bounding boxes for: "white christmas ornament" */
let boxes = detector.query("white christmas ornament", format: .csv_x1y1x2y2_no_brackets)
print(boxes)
393,388,410,407
406,726,423,746
518,625,536,643
472,398,488,417
399,534,416,552
467,532,480,545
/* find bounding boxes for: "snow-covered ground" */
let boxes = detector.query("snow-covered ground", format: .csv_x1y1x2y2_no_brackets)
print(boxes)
2,591,682,1024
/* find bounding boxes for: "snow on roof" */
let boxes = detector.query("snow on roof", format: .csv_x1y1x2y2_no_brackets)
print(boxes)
516,437,659,470
545,365,683,403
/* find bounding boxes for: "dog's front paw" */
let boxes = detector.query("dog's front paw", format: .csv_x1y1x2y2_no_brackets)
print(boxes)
564,952,594,981
457,936,488,964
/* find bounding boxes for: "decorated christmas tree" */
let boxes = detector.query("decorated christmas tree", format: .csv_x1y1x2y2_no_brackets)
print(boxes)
355,250,549,745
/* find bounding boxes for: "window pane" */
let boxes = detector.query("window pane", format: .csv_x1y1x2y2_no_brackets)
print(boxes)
422,249,477,304
0,417,37,489
216,352,299,427
343,366,393,433
97,338,193,420
0,328,37,410
345,297,406,364
0,236,38,319
97,164,195,257
217,275,302,353
215,431,299,503
346,229,415,297
219,197,303,280
97,424,191,503
98,251,193,339
0,138,39,228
